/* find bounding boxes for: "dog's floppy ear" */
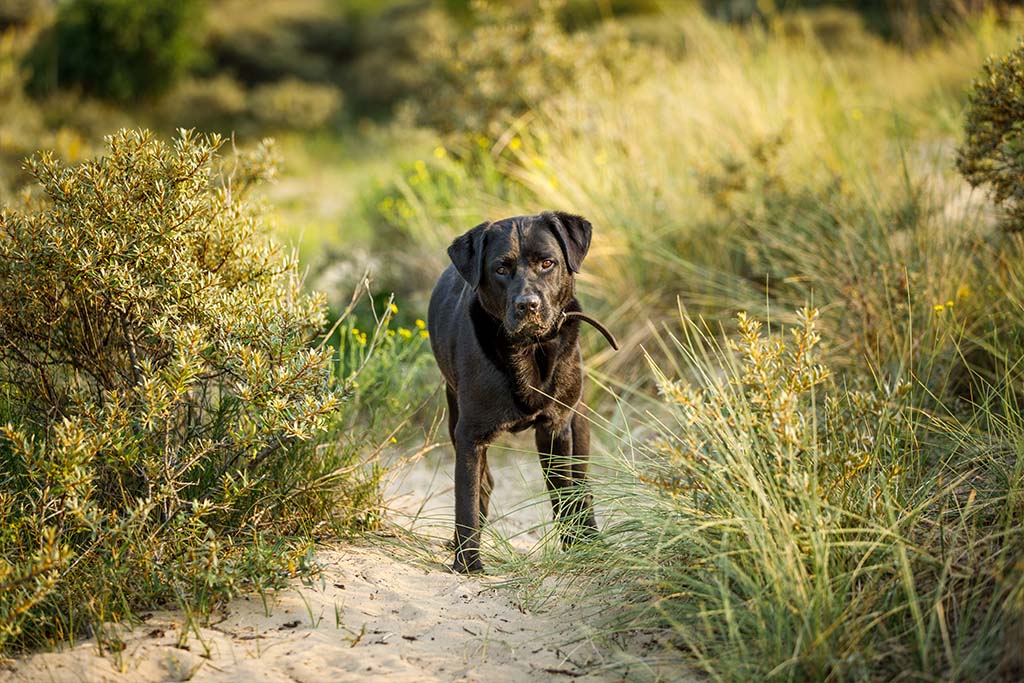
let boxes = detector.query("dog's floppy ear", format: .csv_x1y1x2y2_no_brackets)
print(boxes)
448,221,491,289
545,211,592,273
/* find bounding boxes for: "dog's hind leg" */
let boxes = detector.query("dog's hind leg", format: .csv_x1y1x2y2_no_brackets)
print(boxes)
445,384,459,447
480,453,494,522
444,386,460,551
536,414,598,548
566,410,598,542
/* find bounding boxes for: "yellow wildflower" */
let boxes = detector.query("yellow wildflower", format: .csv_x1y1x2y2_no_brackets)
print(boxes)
415,319,426,329
398,328,413,339
419,330,429,339
509,136,522,151
388,302,398,314
434,146,447,159
933,304,945,313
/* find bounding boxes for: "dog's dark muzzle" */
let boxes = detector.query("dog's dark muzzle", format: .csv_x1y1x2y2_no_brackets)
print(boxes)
507,294,554,337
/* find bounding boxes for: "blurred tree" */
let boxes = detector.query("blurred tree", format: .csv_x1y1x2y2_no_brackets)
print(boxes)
958,39,1024,230
28,0,205,101
704,0,998,47
0,0,50,28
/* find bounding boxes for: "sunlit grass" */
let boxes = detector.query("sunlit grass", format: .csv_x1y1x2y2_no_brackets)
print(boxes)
269,9,1024,680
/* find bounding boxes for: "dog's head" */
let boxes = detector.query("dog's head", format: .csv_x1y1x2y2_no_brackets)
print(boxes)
447,211,592,340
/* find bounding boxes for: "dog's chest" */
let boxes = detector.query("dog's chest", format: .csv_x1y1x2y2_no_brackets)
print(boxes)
506,345,579,416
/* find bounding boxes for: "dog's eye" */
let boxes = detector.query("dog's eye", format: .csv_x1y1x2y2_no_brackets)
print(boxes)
495,266,509,276
541,259,555,270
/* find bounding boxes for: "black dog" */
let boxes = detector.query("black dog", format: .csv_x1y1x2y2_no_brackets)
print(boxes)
427,211,603,573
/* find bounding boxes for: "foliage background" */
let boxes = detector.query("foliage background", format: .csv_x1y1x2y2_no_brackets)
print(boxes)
1,1,1024,680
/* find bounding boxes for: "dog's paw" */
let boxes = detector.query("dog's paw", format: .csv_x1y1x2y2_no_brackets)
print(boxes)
561,522,603,550
451,557,484,574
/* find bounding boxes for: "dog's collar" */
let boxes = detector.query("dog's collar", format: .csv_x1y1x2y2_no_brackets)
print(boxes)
476,296,619,351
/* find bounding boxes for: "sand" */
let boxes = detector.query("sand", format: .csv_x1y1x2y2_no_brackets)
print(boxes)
2,445,690,683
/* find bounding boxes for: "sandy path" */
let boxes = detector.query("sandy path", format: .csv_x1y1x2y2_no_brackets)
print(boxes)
2,445,687,683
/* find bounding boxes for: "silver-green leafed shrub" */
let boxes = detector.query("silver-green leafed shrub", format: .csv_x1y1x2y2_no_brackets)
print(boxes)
0,129,345,651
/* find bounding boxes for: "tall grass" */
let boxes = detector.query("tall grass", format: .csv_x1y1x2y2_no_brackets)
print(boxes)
369,8,1021,375
589,306,1024,682
362,7,1024,680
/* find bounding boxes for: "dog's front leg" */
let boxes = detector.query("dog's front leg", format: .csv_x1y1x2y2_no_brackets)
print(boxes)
452,425,485,573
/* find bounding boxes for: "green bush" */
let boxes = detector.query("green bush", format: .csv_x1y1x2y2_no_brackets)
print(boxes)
0,129,400,652
159,75,249,132
248,78,343,131
157,76,344,135
603,308,1024,682
205,0,353,86
408,3,644,134
958,39,1024,231
342,3,456,115
29,0,205,101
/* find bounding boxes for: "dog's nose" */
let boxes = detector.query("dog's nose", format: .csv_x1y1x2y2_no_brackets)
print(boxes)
515,294,541,316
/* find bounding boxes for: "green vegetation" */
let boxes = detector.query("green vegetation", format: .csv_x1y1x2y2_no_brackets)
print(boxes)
958,38,1024,232
0,129,429,651
358,5,1024,681
2,1,1024,680
596,308,1024,680
29,0,206,101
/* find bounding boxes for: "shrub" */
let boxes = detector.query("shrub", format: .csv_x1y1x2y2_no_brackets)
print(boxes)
0,129,391,651
408,3,644,134
248,78,343,131
342,3,455,114
649,308,912,520
204,0,354,86
29,0,205,101
958,39,1024,231
159,75,249,132
603,308,1024,682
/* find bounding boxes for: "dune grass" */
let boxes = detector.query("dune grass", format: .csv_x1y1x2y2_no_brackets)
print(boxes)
361,8,1024,680
580,308,1024,681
